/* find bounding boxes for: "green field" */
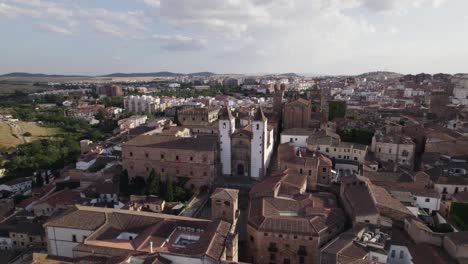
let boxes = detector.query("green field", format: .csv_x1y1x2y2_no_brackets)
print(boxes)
0,121,60,151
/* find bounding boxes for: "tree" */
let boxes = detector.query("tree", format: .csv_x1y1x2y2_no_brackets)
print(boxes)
35,173,44,187
164,176,174,202
130,176,146,195
119,170,129,195
328,100,347,121
146,169,160,195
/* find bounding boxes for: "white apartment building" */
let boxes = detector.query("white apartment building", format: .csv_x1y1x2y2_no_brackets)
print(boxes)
280,128,315,148
124,95,165,113
307,132,368,164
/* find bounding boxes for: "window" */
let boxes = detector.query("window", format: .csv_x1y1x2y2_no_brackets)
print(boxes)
129,236,133,240
176,155,179,161
83,236,87,242
223,122,226,129
279,234,283,238
250,236,254,242
284,258,290,264
161,168,165,173
129,152,133,157
270,254,276,261
190,156,193,161
295,138,298,141
299,256,305,264
29,237,33,242
391,250,396,258
161,154,165,159
299,168,303,174
400,251,404,259
378,148,381,152
72,235,77,242
224,201,231,206
290,138,293,143
256,124,260,130
145,153,149,158
326,148,329,153
308,170,312,176
425,198,430,202
264,233,268,236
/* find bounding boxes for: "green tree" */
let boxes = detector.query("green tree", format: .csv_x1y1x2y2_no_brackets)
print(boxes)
119,170,129,195
35,173,44,187
146,169,160,195
328,100,347,121
164,176,174,202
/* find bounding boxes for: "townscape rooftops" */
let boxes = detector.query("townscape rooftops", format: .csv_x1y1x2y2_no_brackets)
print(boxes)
248,171,344,236
45,206,231,260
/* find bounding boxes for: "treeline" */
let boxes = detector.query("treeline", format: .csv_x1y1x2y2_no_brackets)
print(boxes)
120,169,194,202
4,138,80,179
338,128,374,145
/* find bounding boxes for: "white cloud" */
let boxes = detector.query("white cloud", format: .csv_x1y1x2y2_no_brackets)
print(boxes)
41,23,73,35
148,34,207,50
141,0,160,7
91,20,125,37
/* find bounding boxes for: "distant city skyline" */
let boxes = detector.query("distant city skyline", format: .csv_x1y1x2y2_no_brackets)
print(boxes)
1,0,468,75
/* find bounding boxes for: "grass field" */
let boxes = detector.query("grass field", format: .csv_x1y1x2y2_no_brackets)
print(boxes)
0,121,60,151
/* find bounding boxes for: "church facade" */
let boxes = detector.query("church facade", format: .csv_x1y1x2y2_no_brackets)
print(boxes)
219,107,274,180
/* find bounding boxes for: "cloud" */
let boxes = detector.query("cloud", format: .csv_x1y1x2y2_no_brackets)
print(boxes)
149,34,207,51
0,0,149,36
91,20,125,37
41,23,73,35
141,0,160,7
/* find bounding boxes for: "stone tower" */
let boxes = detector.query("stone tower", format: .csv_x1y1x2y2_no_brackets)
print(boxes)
251,108,267,179
211,188,239,224
218,107,235,176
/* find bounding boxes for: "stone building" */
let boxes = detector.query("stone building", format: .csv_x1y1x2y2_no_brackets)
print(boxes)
43,205,237,263
277,143,334,189
122,134,219,188
178,107,219,127
246,170,345,264
219,107,274,180
282,98,312,130
371,131,416,168
211,188,240,262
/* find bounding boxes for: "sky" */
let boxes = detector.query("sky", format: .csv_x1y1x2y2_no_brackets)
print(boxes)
0,0,467,75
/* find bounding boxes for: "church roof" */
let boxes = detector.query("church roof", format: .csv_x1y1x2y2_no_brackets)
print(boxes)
253,107,267,122
218,107,234,120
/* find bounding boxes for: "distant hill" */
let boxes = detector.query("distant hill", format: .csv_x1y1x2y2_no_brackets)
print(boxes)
187,72,216,77
100,71,184,78
0,72,87,78
357,71,403,79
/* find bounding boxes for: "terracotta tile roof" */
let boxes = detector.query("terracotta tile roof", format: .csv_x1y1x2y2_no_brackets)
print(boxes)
343,185,379,217
44,207,106,230
210,188,239,201
248,172,344,236
36,189,83,207
445,231,468,245
124,135,217,151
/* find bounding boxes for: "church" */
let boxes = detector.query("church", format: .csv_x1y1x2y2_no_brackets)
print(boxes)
218,107,274,180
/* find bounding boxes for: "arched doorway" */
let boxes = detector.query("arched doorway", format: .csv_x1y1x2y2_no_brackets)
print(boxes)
237,164,244,176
